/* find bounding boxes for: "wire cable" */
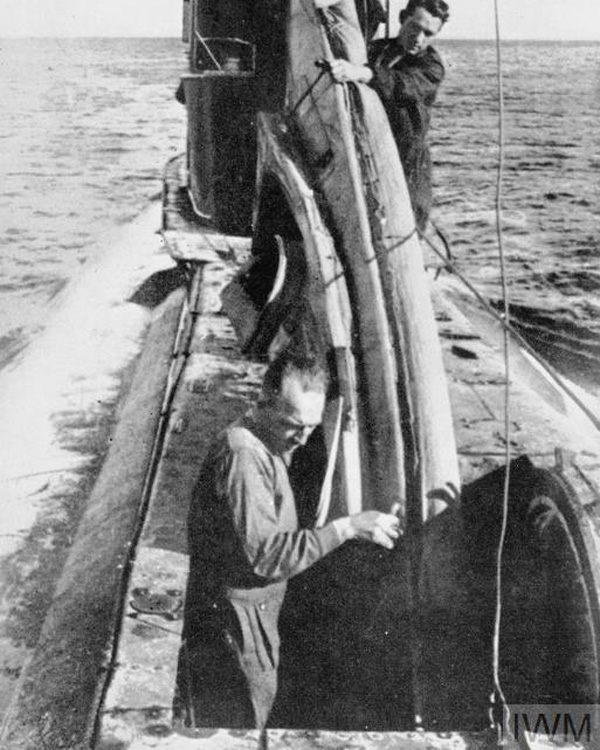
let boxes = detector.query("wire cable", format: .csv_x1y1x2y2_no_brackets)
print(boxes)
419,232,600,433
490,0,512,742
194,31,222,70
90,266,204,745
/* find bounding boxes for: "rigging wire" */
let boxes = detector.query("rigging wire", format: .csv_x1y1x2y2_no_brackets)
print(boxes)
90,264,204,744
418,232,600,433
290,64,329,115
195,31,222,71
490,0,512,742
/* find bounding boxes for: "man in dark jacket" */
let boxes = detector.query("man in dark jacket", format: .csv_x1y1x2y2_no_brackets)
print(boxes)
329,0,450,231
176,350,400,730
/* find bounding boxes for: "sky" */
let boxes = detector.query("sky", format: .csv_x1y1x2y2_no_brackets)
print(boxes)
0,0,599,40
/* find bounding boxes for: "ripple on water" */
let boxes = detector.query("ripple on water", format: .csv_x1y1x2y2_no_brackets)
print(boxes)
0,38,598,391
0,38,187,353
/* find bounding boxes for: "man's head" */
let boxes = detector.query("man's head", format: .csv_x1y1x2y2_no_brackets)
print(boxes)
398,0,449,56
258,351,328,459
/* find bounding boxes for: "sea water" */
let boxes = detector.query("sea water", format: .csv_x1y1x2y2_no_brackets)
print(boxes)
433,40,600,395
0,38,187,367
0,38,598,386
0,35,598,730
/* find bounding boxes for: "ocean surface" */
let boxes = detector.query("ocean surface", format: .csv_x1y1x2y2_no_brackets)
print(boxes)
432,39,600,393
0,38,187,367
0,37,598,391
0,36,598,730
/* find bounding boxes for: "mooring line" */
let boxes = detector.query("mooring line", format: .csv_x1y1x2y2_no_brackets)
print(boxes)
490,0,512,742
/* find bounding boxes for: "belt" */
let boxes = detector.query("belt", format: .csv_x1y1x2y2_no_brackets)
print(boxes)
225,581,286,604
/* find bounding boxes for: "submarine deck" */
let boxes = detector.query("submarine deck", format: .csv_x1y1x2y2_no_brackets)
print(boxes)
5,161,599,749
92,176,600,748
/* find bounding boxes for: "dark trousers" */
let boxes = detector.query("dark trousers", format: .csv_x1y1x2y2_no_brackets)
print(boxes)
175,586,284,730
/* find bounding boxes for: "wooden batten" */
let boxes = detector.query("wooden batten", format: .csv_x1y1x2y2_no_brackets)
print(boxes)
286,0,459,522
254,112,363,518
351,85,460,520
286,0,406,517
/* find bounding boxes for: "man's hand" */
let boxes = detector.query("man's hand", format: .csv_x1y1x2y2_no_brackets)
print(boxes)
328,59,373,84
349,510,401,549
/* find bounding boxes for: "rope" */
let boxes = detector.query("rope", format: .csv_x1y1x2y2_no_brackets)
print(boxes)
194,31,222,70
289,64,329,115
491,0,511,741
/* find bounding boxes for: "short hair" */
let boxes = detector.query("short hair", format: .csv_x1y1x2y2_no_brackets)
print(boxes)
400,0,450,25
262,350,329,403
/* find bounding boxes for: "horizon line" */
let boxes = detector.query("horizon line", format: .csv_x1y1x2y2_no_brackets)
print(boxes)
1,34,600,42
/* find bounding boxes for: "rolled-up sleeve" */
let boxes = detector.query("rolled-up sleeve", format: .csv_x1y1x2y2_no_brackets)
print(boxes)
222,447,343,581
